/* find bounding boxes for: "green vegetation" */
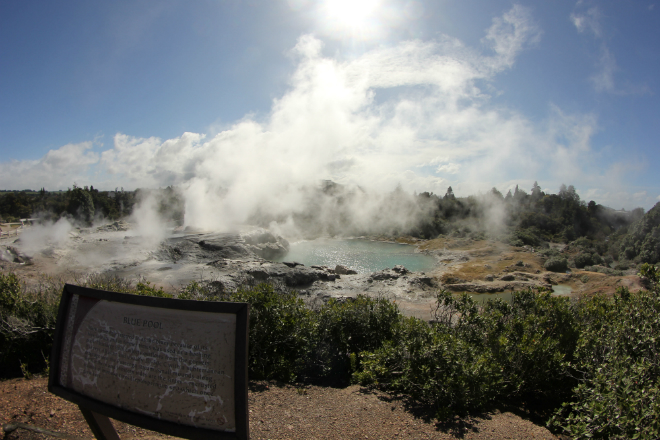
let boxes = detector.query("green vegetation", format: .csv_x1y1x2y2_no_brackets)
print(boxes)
179,281,400,382
544,256,568,272
0,273,60,378
355,289,578,419
614,202,660,264
548,263,660,439
3,268,660,438
0,185,183,225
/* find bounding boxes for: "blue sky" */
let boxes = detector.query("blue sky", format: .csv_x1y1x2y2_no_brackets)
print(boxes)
1,0,659,210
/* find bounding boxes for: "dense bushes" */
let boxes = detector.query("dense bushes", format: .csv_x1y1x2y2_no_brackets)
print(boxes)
181,282,402,382
548,263,660,438
354,289,578,418
611,202,660,264
544,257,568,272
4,269,660,439
0,273,60,377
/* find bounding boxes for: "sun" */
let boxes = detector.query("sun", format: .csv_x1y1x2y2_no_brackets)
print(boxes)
324,0,380,29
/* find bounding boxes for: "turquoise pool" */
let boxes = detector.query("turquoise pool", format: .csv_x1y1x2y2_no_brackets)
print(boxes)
273,238,437,274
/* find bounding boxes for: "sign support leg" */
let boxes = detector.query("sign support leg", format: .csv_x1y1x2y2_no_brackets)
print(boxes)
79,406,121,440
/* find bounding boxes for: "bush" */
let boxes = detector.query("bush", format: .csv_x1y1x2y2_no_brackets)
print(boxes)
230,283,314,382
549,279,660,439
311,296,401,380
574,252,594,269
511,228,542,247
0,273,59,377
574,237,592,250
583,265,624,276
354,312,499,419
354,289,579,419
591,252,604,266
545,257,568,272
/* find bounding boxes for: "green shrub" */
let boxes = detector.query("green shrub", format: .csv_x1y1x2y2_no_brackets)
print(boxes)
549,282,660,439
480,290,577,408
540,247,561,259
574,252,594,268
311,296,401,380
354,289,579,419
225,286,402,382
545,257,568,272
512,228,542,247
230,283,314,382
0,273,59,377
574,237,592,251
591,253,604,266
354,313,499,419
584,266,624,276
135,281,173,298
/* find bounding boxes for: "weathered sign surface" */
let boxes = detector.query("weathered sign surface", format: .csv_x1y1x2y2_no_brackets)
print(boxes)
49,284,249,440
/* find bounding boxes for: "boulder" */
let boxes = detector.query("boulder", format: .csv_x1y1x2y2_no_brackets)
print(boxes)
248,242,289,260
392,265,409,274
199,239,253,259
0,246,31,264
244,263,328,287
369,269,400,281
412,276,435,287
241,228,290,259
335,265,357,275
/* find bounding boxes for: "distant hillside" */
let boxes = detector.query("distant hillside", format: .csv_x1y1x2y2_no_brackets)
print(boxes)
615,202,660,264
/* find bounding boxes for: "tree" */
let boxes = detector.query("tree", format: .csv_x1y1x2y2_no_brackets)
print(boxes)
559,184,579,202
67,187,95,224
587,200,598,216
490,187,504,200
444,186,455,200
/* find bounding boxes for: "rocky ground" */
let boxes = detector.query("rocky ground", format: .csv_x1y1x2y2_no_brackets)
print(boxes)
0,223,646,322
1,376,558,440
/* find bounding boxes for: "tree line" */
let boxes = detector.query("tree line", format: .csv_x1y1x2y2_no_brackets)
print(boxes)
1,181,657,265
0,185,183,226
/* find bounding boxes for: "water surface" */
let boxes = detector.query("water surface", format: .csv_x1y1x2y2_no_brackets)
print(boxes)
273,238,437,274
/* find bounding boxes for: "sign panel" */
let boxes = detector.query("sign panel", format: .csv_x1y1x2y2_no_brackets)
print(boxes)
49,284,249,440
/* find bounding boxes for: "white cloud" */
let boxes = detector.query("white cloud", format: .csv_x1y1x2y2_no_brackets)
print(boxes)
436,163,461,174
571,4,650,96
580,188,658,210
0,142,99,190
483,4,541,69
570,7,602,37
0,5,654,222
590,45,616,92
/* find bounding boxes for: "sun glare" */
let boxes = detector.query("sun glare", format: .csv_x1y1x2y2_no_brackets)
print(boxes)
325,0,380,29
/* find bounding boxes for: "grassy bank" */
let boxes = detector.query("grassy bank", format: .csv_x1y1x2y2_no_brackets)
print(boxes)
2,267,660,438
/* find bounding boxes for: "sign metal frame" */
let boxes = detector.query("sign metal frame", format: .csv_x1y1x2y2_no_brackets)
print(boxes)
48,284,249,440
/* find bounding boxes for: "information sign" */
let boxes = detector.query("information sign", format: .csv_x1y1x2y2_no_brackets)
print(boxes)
49,284,249,440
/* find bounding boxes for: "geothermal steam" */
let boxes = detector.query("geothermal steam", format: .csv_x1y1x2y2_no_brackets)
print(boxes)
3,5,629,236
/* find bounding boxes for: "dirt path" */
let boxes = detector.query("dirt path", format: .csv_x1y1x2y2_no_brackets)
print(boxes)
1,377,557,440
